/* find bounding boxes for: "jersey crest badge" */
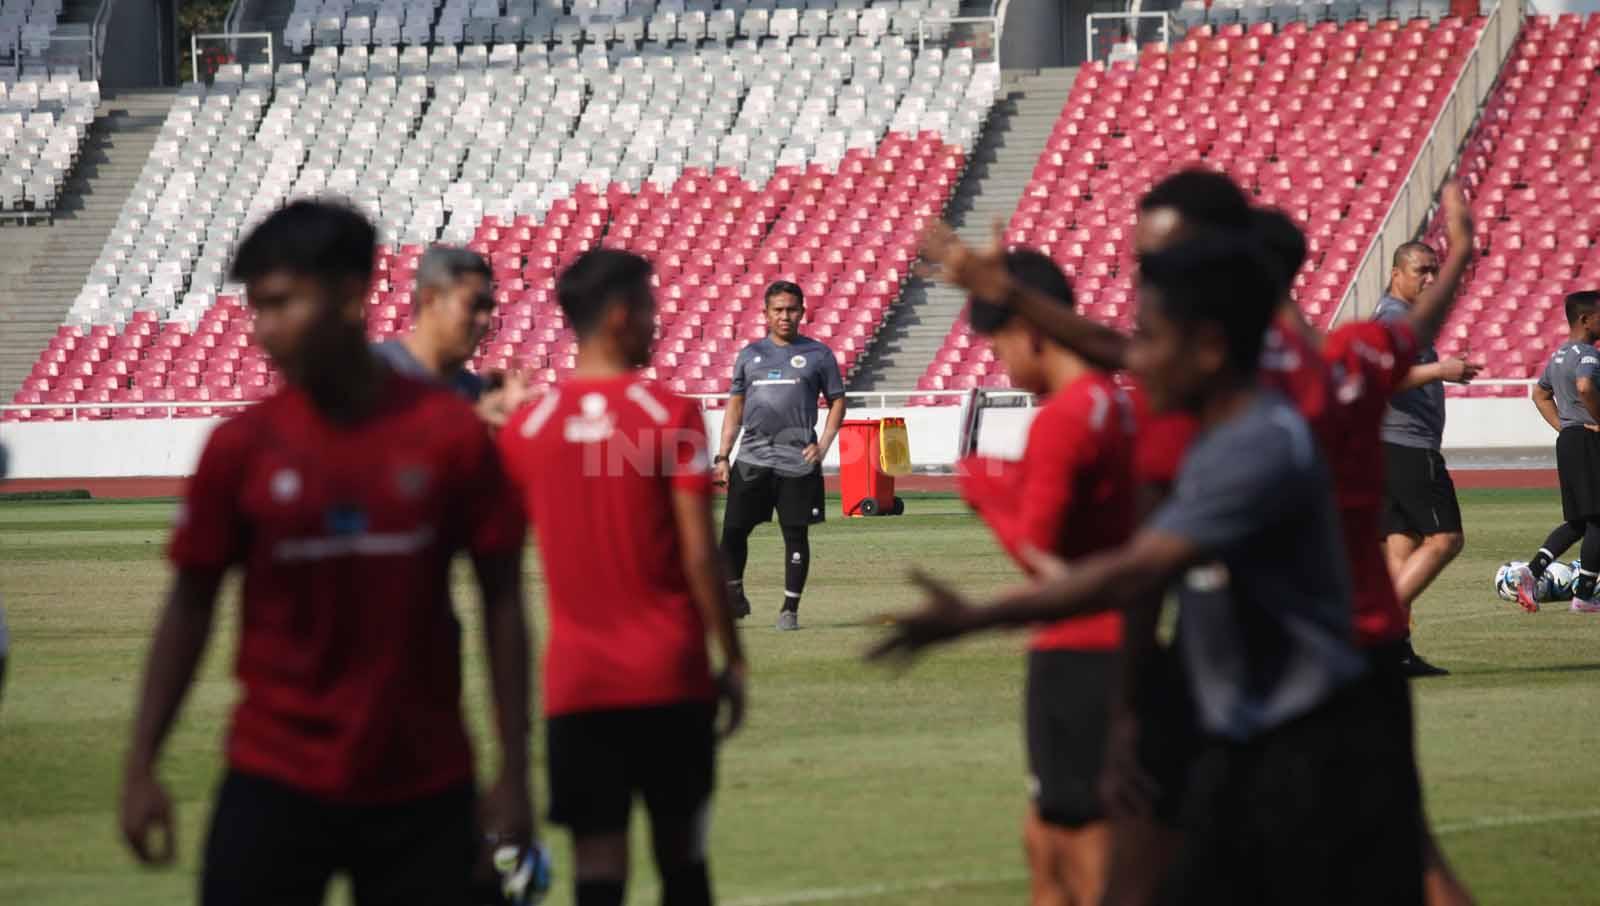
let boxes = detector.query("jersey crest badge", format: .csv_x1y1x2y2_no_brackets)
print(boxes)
790,355,807,369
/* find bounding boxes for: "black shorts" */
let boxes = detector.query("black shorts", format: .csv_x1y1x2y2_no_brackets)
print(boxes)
546,700,716,836
1557,426,1600,521
723,460,825,529
1382,443,1463,536
1158,670,1424,906
1132,645,1201,827
1024,649,1116,828
202,771,476,906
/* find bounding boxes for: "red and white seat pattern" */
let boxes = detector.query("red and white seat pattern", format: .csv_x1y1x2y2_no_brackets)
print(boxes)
910,15,1485,404
6,40,994,420
1422,14,1600,398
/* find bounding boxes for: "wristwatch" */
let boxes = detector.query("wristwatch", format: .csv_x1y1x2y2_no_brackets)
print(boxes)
713,454,729,464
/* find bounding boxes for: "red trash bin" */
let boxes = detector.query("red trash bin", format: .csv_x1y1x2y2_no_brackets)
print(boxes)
839,418,906,517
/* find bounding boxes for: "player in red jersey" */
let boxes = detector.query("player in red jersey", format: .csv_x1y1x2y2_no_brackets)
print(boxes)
953,250,1135,906
922,173,1478,906
118,201,535,905
497,249,746,906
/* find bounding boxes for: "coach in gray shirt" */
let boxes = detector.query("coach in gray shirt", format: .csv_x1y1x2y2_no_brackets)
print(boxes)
714,281,847,631
1373,235,1479,676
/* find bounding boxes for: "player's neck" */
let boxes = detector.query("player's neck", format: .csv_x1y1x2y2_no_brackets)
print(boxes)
302,345,384,424
766,332,796,347
572,342,631,380
1041,349,1090,393
1569,330,1590,344
1195,377,1259,432
400,330,456,377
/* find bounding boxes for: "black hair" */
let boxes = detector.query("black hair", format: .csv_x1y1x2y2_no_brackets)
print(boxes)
1138,168,1253,231
765,280,804,306
556,249,654,337
969,249,1073,335
1566,290,1600,325
1392,240,1436,269
230,199,377,288
1139,234,1280,376
1251,207,1308,294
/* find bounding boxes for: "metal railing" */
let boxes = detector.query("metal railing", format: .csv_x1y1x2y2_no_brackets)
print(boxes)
1329,0,1523,325
918,15,1005,70
90,0,120,83
0,388,1036,421
22,32,99,82
1085,10,1172,65
189,31,276,84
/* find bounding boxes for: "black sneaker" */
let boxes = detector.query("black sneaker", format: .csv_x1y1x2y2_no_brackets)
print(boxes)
730,586,751,620
1399,650,1450,678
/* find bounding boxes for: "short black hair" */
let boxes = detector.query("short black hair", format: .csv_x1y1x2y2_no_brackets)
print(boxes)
1566,290,1600,325
1139,234,1280,376
969,249,1073,335
1251,207,1307,294
765,280,804,306
556,249,654,336
1139,168,1253,231
1392,240,1436,269
230,199,377,288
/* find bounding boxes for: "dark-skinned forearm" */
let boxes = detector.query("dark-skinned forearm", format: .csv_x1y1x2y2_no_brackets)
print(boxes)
479,557,531,779
126,573,221,775
1011,285,1129,372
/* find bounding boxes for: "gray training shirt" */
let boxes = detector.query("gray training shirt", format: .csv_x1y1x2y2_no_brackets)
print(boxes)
1150,391,1368,742
1375,294,1443,449
372,339,486,401
1539,340,1600,430
729,335,846,477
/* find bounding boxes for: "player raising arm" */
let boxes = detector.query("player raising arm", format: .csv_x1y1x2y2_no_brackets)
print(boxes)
873,235,1426,905
119,201,534,905
498,249,746,906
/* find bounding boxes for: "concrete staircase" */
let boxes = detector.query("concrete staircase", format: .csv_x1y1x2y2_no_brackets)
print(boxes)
850,67,1076,393
0,90,173,393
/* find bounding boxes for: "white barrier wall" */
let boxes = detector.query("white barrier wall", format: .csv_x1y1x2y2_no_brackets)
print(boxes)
0,397,1548,480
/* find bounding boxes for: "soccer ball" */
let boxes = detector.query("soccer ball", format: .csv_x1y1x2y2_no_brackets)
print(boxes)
1543,561,1576,600
1494,562,1524,602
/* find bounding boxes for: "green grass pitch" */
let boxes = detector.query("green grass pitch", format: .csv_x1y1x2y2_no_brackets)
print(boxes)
3,489,1599,905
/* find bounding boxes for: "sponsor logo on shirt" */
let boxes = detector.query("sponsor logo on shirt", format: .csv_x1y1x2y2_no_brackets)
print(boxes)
1186,563,1231,592
767,369,783,379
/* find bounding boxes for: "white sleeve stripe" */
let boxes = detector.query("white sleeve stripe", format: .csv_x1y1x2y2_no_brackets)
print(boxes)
626,382,671,425
519,390,562,438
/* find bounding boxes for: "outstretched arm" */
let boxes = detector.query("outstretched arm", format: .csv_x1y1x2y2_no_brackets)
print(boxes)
1406,181,1475,350
921,222,1128,372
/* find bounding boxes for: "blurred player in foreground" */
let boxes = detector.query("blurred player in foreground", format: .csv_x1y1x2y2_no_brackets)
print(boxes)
1511,291,1600,612
873,234,1426,905
955,251,1135,906
373,244,533,427
498,249,746,906
118,201,535,904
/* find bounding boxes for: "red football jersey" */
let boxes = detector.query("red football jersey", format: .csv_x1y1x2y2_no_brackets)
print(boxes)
498,376,718,716
1126,382,1196,489
168,375,526,804
958,371,1136,651
1260,319,1419,645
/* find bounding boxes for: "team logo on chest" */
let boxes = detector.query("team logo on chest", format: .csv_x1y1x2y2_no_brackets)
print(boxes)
393,463,431,501
790,355,807,369
270,468,301,504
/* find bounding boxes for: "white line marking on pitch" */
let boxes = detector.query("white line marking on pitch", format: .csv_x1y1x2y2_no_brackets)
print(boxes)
1435,808,1600,835
725,872,1026,906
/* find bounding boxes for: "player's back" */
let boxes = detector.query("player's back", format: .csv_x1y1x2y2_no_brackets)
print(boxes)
500,376,717,716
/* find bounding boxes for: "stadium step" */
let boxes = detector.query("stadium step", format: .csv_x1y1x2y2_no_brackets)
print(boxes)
0,90,175,392
850,67,1077,394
